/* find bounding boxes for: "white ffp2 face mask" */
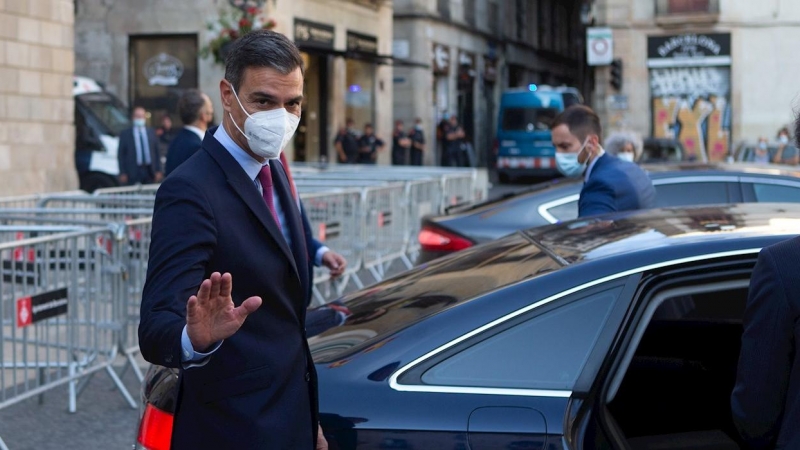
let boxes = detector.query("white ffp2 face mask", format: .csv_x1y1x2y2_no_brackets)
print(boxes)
228,82,300,160
617,152,635,163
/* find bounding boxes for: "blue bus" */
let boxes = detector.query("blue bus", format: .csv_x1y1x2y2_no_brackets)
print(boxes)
495,85,583,182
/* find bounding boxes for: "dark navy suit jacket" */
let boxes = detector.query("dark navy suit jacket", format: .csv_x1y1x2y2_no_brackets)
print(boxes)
732,237,800,450
579,153,656,217
117,126,162,183
139,132,318,449
164,128,203,176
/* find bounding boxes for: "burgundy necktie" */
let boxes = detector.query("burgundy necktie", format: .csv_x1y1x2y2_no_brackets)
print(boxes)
257,165,281,231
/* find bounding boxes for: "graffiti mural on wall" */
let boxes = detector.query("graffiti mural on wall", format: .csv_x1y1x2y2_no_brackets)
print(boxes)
651,66,732,162
648,33,732,162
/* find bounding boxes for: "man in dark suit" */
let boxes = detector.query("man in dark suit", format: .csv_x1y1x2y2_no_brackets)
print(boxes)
117,106,163,185
731,126,800,450
551,105,655,217
165,89,214,176
139,31,334,449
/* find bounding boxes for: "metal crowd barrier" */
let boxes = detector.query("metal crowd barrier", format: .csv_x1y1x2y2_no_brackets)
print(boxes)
0,228,136,432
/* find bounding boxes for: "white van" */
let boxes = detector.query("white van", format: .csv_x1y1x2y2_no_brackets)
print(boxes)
74,76,129,191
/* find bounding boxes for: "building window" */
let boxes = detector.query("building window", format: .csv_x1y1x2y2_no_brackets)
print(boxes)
438,0,451,20
488,2,499,36
669,0,709,13
657,0,718,15
515,0,526,41
345,59,375,131
464,0,476,26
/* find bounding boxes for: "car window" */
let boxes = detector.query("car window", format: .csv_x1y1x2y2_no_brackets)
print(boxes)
420,286,621,391
501,107,560,132
654,182,729,208
751,183,800,203
545,200,578,223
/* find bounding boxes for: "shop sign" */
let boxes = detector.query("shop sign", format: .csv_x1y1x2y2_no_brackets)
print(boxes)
143,53,184,86
587,27,613,66
647,33,731,68
294,19,335,50
347,31,378,54
432,43,450,75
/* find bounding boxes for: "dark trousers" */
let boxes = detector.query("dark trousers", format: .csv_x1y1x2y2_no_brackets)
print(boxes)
133,165,155,184
410,149,423,166
392,147,408,166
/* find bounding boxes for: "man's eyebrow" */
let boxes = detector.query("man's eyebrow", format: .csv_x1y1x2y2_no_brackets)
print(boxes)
288,95,304,104
248,91,278,102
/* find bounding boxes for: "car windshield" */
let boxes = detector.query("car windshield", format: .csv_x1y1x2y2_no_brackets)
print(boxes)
308,234,563,363
501,107,559,132
77,92,130,136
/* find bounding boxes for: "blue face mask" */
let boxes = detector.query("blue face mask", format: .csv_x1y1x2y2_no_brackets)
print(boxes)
555,137,590,178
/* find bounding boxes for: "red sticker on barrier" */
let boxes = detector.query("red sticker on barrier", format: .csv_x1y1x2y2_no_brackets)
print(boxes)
318,223,326,242
17,297,32,328
378,212,384,228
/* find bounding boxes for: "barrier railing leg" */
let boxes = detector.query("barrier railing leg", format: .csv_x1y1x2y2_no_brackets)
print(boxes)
68,362,77,413
125,351,145,383
0,435,10,450
105,365,138,409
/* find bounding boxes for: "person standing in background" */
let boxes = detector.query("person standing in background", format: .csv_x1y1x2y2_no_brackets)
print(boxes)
443,115,466,167
772,127,799,165
409,118,425,166
156,115,178,160
357,123,384,164
551,105,655,218
391,120,411,165
334,118,359,164
165,89,215,176
604,132,641,163
117,106,163,185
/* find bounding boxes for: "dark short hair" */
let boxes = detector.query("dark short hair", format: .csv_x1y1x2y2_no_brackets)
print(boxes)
364,123,374,129
552,105,603,142
177,89,206,125
224,30,305,91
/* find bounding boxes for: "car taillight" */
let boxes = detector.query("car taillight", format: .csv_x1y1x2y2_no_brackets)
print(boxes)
137,403,174,450
418,226,473,252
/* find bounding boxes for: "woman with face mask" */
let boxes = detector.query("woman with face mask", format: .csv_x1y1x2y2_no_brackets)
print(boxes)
604,132,642,164
772,127,799,166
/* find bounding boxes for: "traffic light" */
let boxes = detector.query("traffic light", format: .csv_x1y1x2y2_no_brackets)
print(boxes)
610,58,623,91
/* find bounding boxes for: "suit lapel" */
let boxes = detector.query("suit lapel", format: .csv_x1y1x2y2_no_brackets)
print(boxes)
271,162,310,296
201,133,300,279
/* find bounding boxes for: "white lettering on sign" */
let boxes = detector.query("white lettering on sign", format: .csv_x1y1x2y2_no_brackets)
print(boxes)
144,53,184,87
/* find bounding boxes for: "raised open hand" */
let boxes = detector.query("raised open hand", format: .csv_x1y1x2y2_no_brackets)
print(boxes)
186,272,262,352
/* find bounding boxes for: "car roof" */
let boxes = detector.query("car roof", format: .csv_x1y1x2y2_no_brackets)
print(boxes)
525,202,800,265
312,203,800,364
444,163,800,217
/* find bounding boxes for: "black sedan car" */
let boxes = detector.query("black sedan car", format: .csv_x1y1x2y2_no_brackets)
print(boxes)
136,203,800,450
419,163,800,263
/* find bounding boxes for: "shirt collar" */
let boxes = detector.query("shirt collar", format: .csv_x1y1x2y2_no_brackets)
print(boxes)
184,125,205,140
213,124,267,181
584,148,606,182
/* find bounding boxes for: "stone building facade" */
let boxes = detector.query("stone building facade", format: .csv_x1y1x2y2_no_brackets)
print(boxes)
393,0,591,167
592,0,800,162
1,0,76,195
74,0,393,164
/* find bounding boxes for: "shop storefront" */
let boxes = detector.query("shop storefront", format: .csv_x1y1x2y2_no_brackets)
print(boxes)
293,18,335,162
344,31,379,131
648,33,732,162
128,34,199,127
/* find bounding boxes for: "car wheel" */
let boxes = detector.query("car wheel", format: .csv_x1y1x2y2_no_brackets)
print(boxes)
498,172,511,184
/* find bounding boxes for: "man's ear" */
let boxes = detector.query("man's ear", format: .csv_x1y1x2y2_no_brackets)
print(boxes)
219,80,233,114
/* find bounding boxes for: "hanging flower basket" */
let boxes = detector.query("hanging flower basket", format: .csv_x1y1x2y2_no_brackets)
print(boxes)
200,0,277,66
